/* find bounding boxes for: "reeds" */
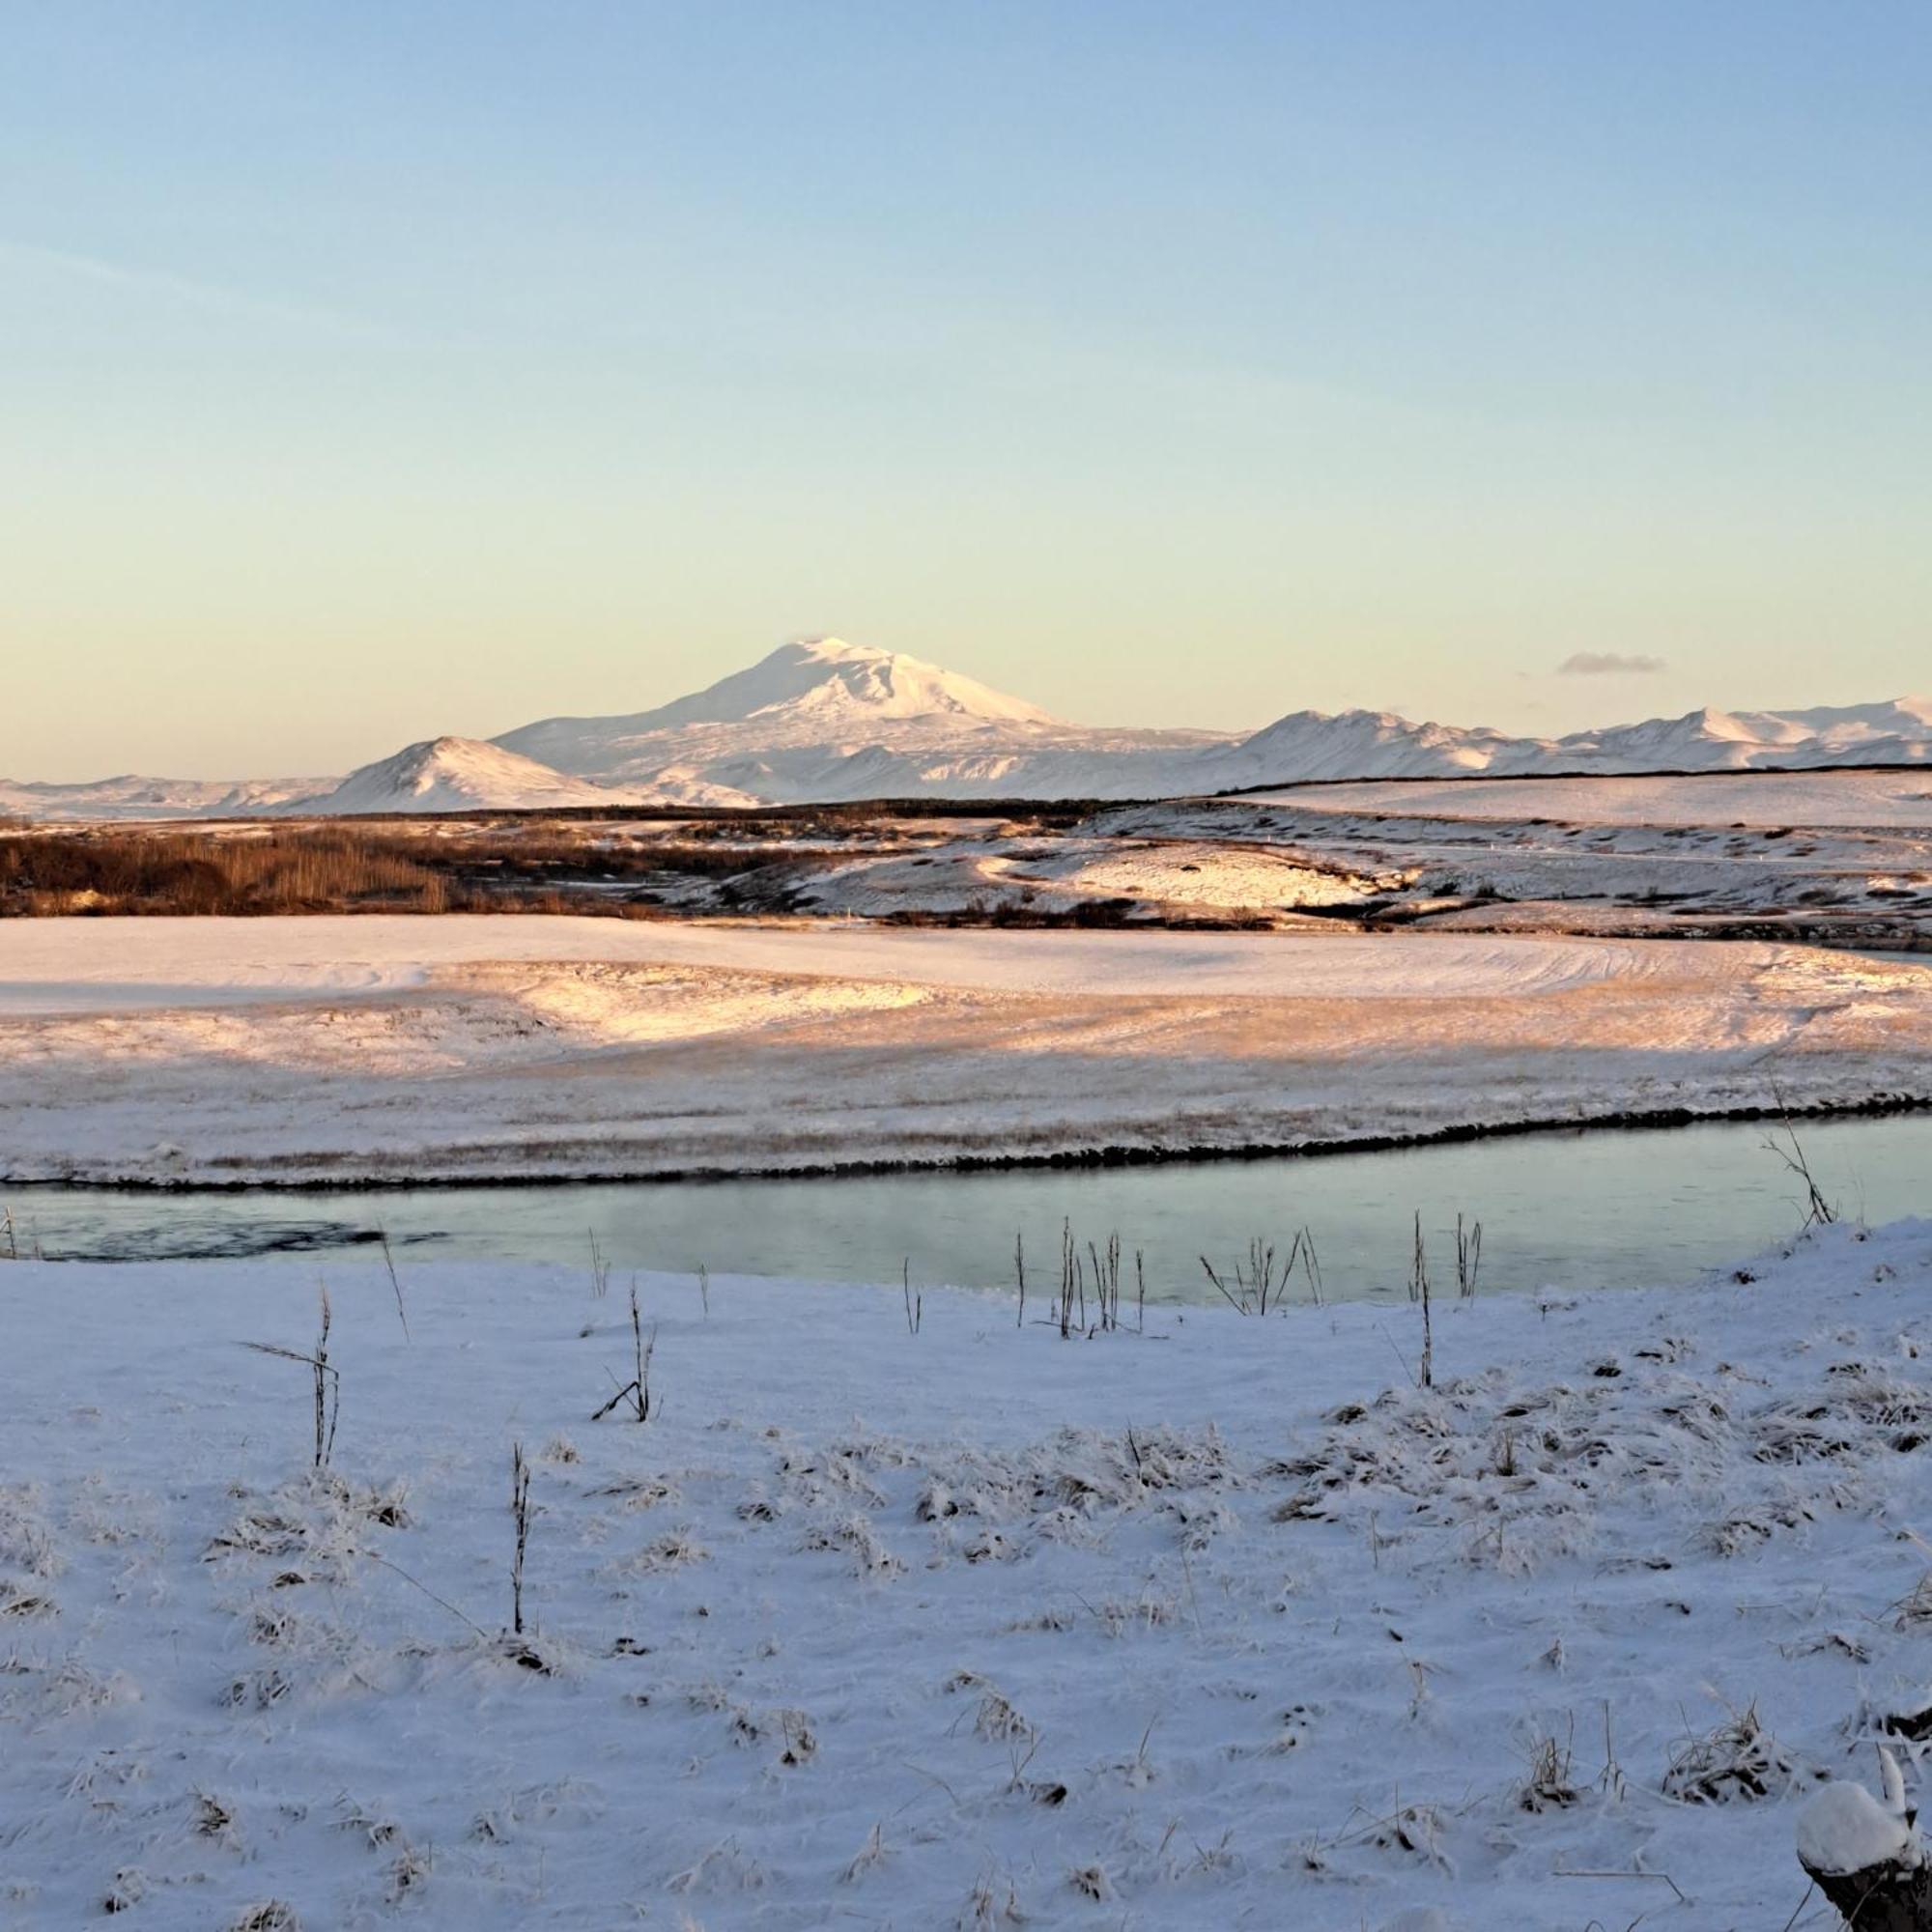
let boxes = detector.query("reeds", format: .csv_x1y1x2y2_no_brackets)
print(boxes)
508,1442,533,1636
241,1287,340,1469
1200,1228,1321,1315
1089,1235,1123,1332
1763,1098,1835,1229
592,1283,657,1422
377,1229,410,1339
1058,1221,1081,1337
1409,1212,1434,1390
1456,1213,1483,1299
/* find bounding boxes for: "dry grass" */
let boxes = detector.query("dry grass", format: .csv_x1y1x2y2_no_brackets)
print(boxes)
0,800,1105,919
0,828,452,915
1661,1699,1797,1804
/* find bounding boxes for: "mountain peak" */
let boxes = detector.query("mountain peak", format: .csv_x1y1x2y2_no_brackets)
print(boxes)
495,637,1060,765
739,637,1059,726
486,639,1932,804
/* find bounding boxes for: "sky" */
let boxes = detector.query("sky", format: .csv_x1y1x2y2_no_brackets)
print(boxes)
4,3,1928,778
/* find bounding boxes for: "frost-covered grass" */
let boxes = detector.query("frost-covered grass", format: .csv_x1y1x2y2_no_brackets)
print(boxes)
4,1220,1932,1926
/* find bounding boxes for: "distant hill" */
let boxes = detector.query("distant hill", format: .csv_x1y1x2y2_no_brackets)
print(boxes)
276,738,655,815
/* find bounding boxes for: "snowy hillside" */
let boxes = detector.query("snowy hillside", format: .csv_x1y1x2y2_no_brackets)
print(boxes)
280,738,648,815
1516,702,1932,774
1196,707,1516,787
0,773,329,821
492,637,1205,804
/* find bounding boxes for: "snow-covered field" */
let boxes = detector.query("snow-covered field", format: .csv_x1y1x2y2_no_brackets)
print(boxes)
777,834,1392,923
4,918,1931,1184
4,1218,1931,1927
0,914,1640,1009
1252,767,1932,831
1095,768,1932,948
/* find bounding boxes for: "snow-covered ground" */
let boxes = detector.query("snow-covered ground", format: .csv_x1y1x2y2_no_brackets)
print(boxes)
4,918,1930,1184
780,835,1394,921
4,1218,1931,1927
1251,768,1932,831
0,915,1666,1008
1097,769,1932,947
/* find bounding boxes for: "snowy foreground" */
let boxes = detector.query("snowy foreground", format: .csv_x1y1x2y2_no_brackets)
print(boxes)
4,917,1931,1184
4,1224,1932,1927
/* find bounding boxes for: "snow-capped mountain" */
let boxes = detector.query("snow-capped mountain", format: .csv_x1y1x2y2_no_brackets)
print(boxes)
1486,700,1932,777
503,638,1058,759
492,637,1220,803
278,738,650,815
491,641,1932,802
10,642,1929,820
1194,709,1517,788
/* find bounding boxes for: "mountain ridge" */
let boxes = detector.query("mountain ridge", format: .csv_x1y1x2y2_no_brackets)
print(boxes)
9,640,1930,818
487,640,1932,803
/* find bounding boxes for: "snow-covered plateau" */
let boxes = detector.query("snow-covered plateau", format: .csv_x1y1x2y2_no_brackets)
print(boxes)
4,1218,1932,1927
7,639,1931,816
1,917,1930,1186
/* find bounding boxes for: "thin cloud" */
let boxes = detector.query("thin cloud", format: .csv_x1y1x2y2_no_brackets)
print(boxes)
0,239,397,345
1556,651,1667,677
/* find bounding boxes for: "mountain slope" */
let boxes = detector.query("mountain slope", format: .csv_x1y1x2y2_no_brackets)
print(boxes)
1519,705,1932,776
494,637,1219,801
496,637,1067,772
282,738,647,814
518,636,1059,740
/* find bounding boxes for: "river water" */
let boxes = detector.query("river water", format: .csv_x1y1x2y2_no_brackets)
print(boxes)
4,1110,1925,1305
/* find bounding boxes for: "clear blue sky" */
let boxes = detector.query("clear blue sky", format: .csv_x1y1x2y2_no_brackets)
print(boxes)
4,2,1927,776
